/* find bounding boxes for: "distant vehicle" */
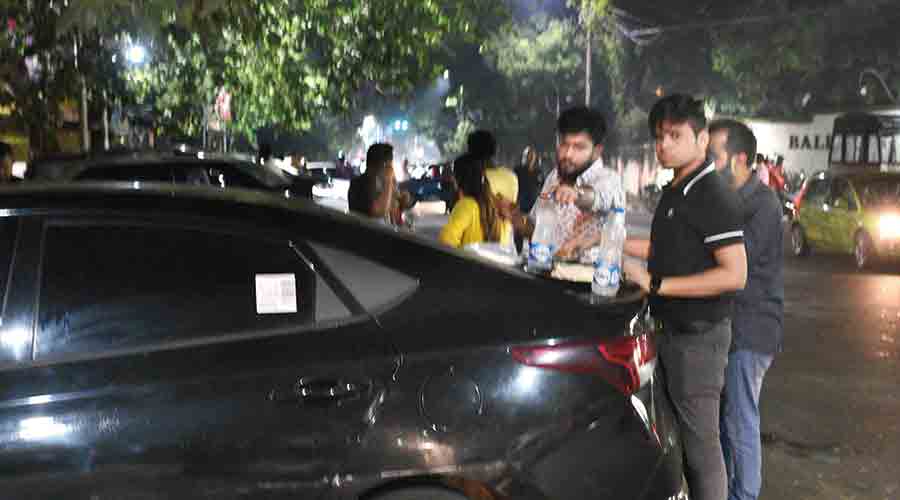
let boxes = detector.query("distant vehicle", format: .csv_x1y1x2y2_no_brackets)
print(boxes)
829,112,900,173
25,152,326,199
307,161,350,207
791,170,900,269
0,184,685,500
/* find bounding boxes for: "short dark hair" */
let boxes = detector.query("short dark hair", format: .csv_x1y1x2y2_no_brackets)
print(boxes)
648,94,707,138
0,142,12,158
708,119,736,136
366,143,394,176
467,130,497,159
558,106,607,145
453,153,487,198
258,143,272,162
718,120,757,163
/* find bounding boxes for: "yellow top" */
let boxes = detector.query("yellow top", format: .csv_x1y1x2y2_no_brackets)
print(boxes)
485,166,519,205
439,196,512,249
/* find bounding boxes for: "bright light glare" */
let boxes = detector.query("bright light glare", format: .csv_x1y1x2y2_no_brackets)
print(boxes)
879,214,900,239
0,328,30,348
18,417,69,441
514,367,540,393
12,161,27,179
126,45,147,64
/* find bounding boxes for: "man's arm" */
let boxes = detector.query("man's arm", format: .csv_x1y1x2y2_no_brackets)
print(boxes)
510,209,534,239
624,238,651,260
624,242,747,297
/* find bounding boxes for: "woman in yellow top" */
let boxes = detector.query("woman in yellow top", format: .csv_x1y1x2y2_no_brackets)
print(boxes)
439,154,512,248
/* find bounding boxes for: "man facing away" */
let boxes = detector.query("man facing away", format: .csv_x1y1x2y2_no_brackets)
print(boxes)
0,142,17,184
348,143,397,224
622,94,747,500
710,119,784,500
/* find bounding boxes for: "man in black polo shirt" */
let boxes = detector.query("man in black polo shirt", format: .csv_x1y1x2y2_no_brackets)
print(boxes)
623,95,747,500
710,119,783,500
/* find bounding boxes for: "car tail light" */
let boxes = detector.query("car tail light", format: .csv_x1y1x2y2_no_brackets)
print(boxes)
510,335,657,395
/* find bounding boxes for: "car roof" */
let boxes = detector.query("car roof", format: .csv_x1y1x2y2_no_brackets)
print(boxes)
827,170,900,183
27,152,292,187
0,182,446,251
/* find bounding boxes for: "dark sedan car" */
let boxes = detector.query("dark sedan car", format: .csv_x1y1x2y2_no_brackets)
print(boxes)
25,152,327,199
0,184,684,500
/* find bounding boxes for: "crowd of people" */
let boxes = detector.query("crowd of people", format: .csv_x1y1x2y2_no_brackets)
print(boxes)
345,97,783,500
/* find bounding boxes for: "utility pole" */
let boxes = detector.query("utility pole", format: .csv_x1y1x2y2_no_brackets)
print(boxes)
585,28,592,106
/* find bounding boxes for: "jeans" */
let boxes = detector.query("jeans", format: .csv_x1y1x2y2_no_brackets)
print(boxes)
658,319,732,500
720,350,774,500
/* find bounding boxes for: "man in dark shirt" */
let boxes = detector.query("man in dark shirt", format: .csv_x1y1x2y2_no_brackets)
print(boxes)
710,120,784,500
0,142,17,184
623,95,748,500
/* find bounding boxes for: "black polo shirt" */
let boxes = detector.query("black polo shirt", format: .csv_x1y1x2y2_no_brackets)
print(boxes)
648,163,745,331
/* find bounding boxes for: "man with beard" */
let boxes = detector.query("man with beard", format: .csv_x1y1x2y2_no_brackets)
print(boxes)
512,106,625,259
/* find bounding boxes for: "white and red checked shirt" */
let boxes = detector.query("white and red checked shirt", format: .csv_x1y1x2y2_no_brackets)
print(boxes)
531,158,626,245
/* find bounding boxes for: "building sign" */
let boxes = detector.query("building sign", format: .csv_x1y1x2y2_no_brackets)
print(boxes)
789,134,832,150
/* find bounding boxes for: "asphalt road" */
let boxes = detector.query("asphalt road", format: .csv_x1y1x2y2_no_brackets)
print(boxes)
760,241,900,499
323,199,900,498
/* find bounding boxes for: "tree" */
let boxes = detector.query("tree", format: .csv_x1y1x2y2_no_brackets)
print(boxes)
482,15,584,154
121,0,502,141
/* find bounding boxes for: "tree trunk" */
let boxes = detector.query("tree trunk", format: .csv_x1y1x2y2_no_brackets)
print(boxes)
81,77,90,153
103,90,109,151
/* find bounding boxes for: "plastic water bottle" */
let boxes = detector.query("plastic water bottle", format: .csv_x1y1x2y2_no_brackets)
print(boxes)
592,207,626,297
526,199,559,273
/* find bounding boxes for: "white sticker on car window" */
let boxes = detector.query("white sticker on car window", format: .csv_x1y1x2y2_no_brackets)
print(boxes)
255,274,298,314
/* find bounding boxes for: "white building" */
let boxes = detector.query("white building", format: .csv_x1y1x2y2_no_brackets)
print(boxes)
744,105,900,176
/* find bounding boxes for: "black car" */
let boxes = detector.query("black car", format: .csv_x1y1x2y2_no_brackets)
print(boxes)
0,184,684,500
25,152,327,199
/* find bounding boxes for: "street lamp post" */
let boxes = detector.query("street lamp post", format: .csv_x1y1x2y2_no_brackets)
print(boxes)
858,68,897,104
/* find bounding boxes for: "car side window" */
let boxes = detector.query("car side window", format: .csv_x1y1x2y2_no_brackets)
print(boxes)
307,242,419,314
805,179,830,207
207,165,265,189
77,165,174,183
829,179,854,210
35,224,341,359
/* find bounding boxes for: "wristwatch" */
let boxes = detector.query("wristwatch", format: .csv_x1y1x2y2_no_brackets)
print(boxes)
649,275,663,296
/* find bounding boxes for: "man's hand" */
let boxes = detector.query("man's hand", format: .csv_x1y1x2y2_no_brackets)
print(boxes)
397,189,414,210
623,259,651,294
549,184,579,205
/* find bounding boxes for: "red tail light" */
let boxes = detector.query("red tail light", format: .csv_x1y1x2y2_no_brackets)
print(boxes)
510,335,657,395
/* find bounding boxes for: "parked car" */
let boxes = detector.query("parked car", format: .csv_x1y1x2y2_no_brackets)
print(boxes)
25,152,326,199
791,170,900,269
0,183,684,500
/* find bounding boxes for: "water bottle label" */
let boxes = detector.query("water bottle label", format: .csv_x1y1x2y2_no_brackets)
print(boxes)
593,262,621,288
529,242,555,265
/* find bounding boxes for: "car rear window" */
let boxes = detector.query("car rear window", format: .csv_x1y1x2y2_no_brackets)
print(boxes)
35,224,346,358
77,165,174,183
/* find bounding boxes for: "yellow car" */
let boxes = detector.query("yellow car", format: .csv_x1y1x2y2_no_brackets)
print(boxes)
791,171,900,269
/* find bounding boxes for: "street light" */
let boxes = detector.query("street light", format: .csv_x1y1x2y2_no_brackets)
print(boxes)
858,68,897,104
125,44,147,65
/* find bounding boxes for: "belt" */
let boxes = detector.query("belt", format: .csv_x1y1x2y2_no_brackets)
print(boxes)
654,317,727,335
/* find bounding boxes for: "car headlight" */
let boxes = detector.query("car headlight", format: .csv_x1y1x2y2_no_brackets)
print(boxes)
879,214,900,239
